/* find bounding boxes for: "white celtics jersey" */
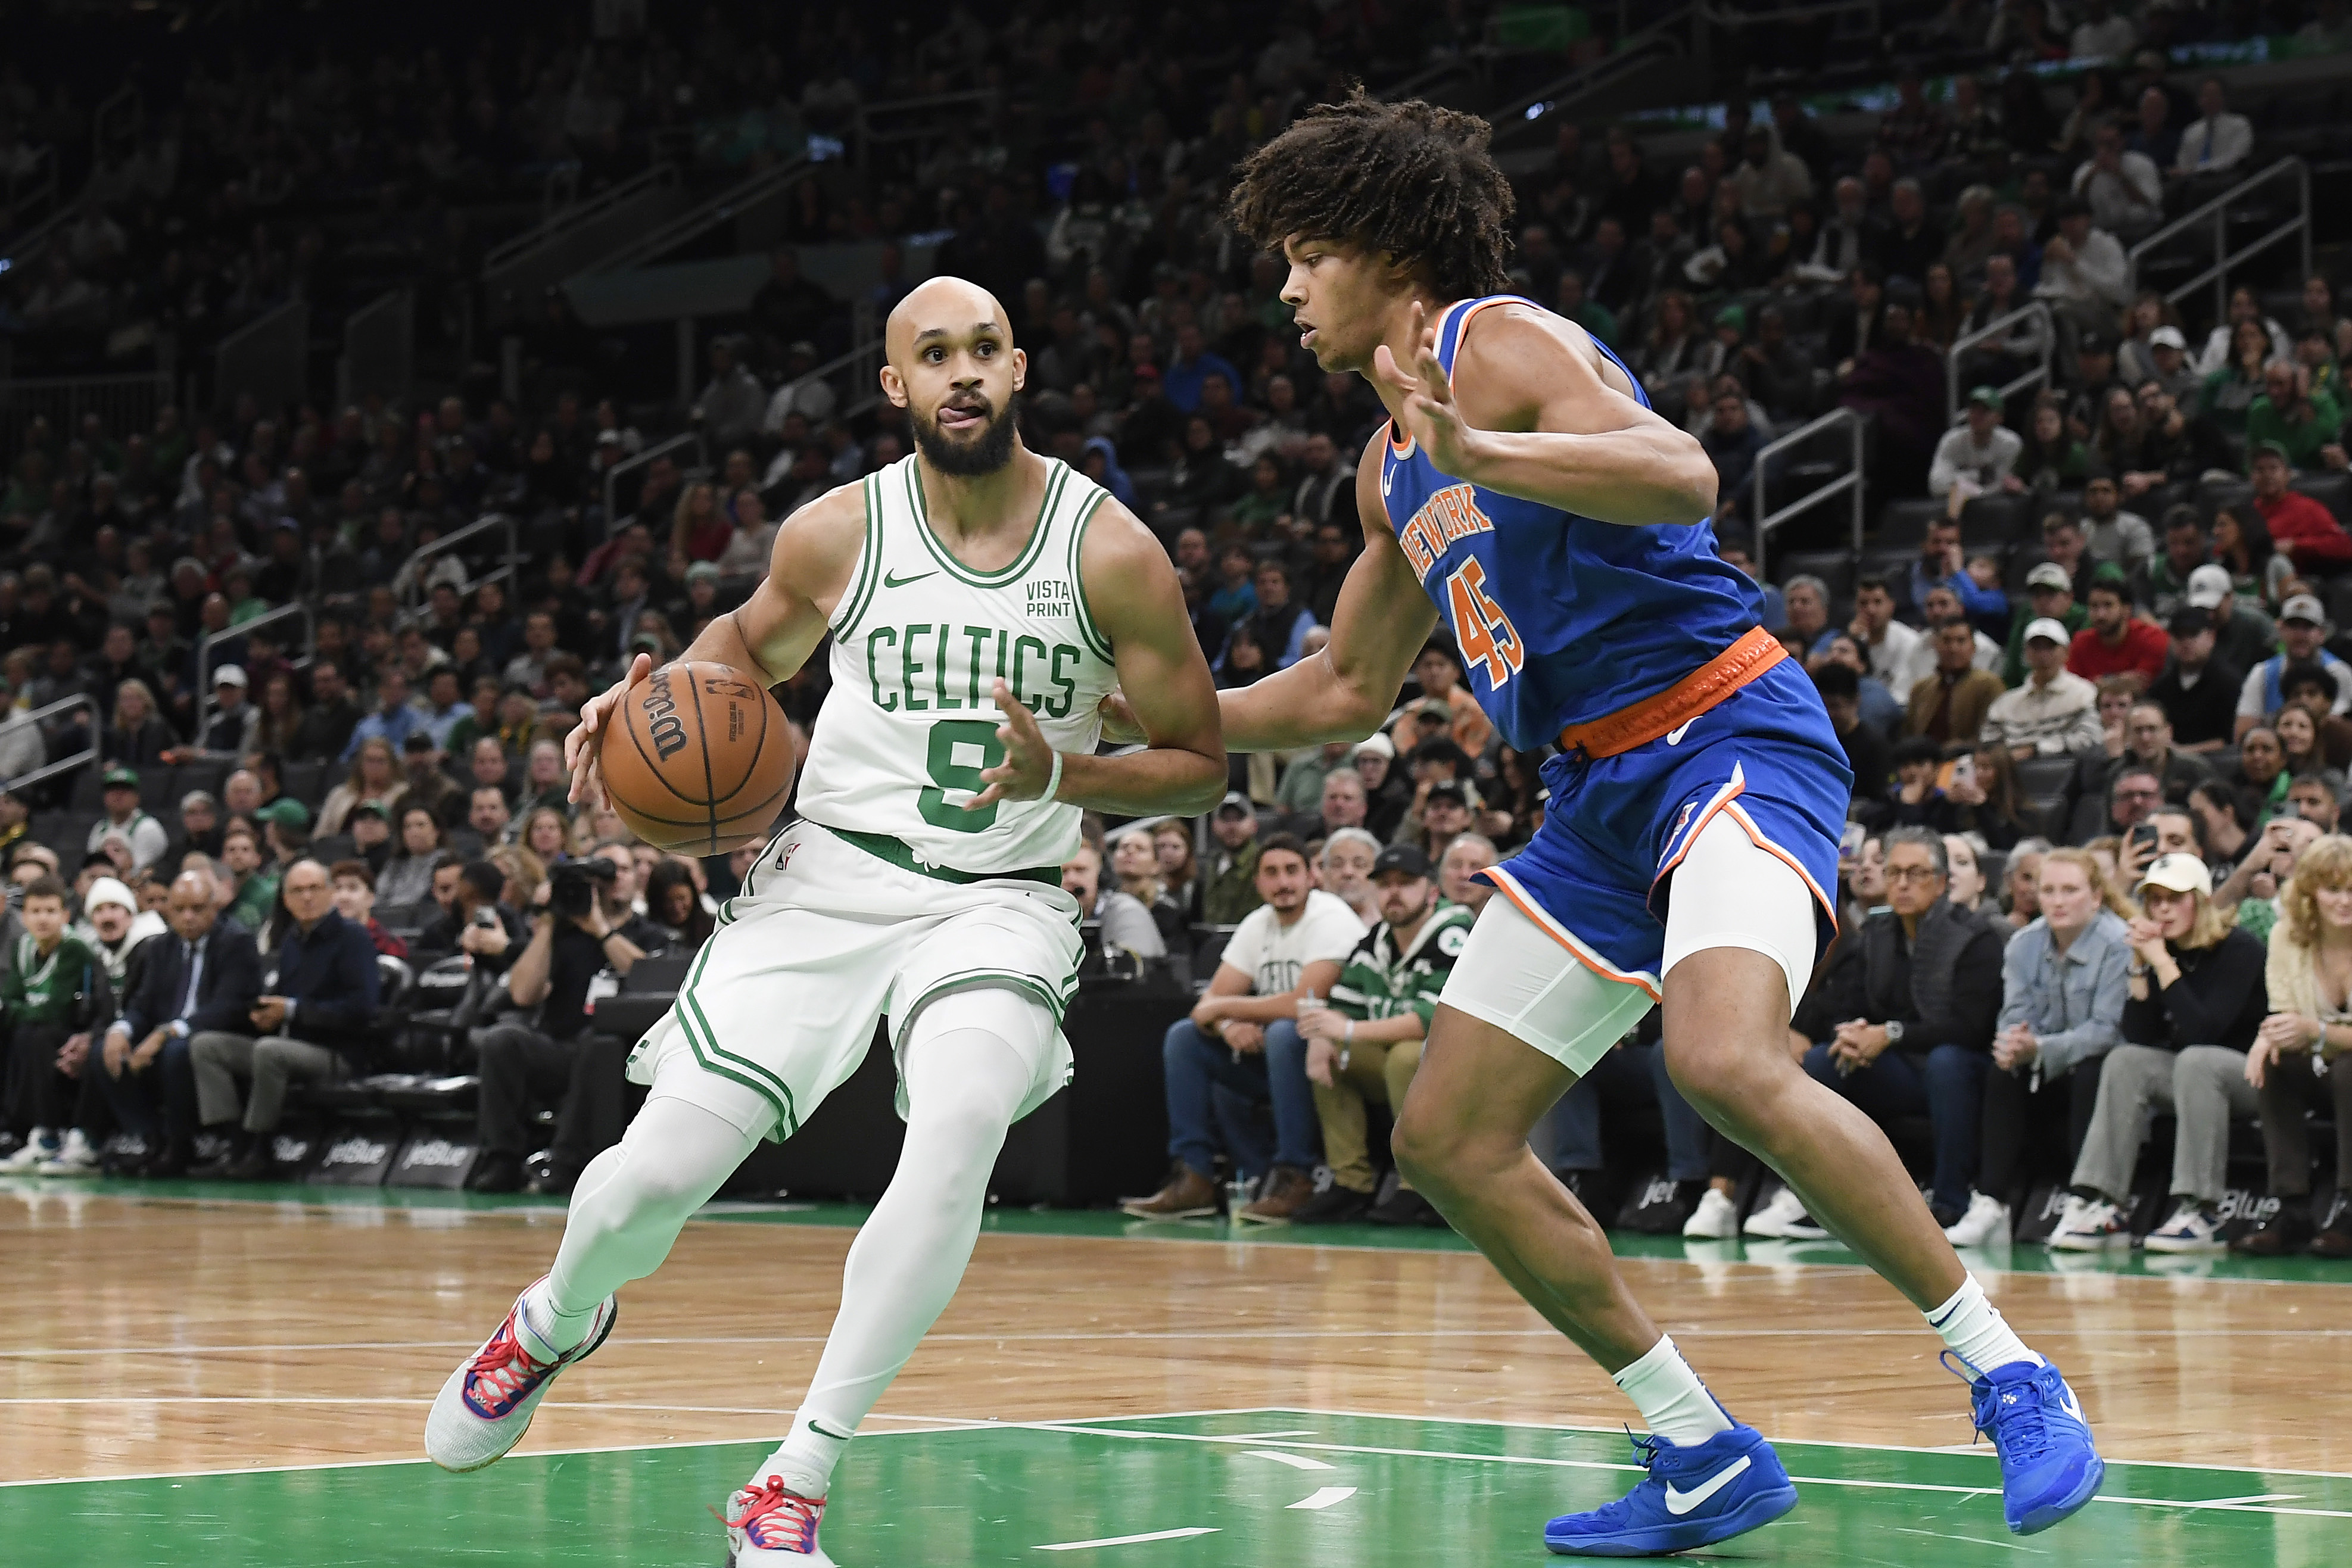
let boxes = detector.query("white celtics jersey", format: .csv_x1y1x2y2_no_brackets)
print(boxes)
794,454,1119,877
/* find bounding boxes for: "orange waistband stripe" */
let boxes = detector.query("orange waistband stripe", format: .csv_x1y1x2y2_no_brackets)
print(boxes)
1556,626,1788,760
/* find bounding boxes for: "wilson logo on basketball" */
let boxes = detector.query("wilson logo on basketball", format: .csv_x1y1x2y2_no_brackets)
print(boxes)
641,671,690,761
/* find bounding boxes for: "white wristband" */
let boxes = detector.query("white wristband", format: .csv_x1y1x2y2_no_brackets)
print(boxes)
1043,749,1064,802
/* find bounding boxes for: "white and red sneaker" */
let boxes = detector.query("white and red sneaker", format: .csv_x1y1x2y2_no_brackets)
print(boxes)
724,1474,834,1566
425,1279,617,1472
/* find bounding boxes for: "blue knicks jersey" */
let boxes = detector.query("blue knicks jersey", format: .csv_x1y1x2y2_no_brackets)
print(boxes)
1377,295,1765,753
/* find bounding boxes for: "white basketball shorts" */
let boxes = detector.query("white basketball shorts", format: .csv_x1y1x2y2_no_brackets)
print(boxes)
625,818,1086,1142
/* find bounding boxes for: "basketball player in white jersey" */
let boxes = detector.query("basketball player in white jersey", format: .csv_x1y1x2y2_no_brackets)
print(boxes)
424,276,1225,1566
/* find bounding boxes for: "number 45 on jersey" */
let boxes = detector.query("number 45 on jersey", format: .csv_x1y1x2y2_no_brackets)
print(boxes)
1446,558,1525,689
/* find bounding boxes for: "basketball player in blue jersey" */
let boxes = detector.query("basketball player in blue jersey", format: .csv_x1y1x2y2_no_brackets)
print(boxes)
1118,94,2104,1554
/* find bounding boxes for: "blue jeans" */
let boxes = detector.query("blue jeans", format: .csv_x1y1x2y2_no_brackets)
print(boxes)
1803,1040,1988,1213
91,1033,198,1146
1163,1018,1321,1179
1547,1040,1712,1183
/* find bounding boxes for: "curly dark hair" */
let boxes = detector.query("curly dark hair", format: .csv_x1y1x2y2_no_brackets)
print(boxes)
1226,91,1515,301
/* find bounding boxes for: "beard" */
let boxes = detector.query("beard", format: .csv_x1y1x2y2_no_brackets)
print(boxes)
911,388,1021,476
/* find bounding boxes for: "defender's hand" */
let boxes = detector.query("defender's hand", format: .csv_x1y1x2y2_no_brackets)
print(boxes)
964,679,1058,811
1096,689,1147,746
566,652,655,809
1370,301,1483,481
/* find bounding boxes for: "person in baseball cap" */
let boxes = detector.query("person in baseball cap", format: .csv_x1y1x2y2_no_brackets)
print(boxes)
1285,834,1472,1228
2005,560,2088,684
2184,562,2232,610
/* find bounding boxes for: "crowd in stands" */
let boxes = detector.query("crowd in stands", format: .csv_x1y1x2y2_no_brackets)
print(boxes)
5,1,2352,1251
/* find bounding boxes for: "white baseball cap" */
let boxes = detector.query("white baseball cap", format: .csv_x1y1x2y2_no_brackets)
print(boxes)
2024,617,2071,646
2281,594,2328,626
2149,325,2188,350
83,876,136,914
213,663,248,688
2185,563,2232,609
1352,731,1397,761
2026,562,2073,593
2137,853,2213,899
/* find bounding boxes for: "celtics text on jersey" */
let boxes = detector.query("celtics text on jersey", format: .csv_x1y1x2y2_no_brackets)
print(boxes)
792,454,1120,877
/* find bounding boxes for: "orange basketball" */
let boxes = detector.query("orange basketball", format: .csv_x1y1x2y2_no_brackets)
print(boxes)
597,660,796,856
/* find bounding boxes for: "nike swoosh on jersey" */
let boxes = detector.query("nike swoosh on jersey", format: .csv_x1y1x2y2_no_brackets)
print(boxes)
1380,459,1396,497
1665,719,1696,746
883,568,938,588
1663,1454,1751,1516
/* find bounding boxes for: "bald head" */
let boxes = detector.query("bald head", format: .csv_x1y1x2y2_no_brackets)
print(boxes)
882,274,1026,478
884,276,1014,364
168,869,220,940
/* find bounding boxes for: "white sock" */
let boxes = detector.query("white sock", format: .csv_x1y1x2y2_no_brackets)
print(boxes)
521,1277,599,1357
1926,1273,2040,1375
760,989,1046,1500
1612,1334,1736,1448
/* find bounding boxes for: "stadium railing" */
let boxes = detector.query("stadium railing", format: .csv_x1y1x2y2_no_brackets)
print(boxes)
1945,301,2055,423
1487,2,1702,151
1751,406,1865,585
580,156,817,278
0,692,99,798
0,370,172,462
194,603,317,743
601,432,708,541
2127,156,2310,325
395,512,522,626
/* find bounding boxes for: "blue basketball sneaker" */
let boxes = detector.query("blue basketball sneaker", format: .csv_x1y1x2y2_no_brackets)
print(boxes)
1544,1422,1798,1557
1948,1352,2105,1534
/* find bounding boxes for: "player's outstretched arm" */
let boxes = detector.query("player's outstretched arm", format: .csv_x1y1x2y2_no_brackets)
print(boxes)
967,500,1226,818
565,486,860,809
1373,300,1718,529
1213,438,1438,754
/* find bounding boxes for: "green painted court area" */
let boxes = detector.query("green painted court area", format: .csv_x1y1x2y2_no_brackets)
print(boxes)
8,1408,2345,1567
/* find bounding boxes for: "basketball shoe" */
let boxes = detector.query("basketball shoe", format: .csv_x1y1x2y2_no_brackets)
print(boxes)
1543,1420,1798,1555
425,1279,617,1472
724,1473,834,1566
1947,1352,2105,1535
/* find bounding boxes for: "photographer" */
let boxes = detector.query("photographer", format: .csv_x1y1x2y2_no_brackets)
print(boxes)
466,840,663,1193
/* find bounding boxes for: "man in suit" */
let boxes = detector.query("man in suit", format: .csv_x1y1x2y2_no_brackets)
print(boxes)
92,868,261,1176
190,858,381,1179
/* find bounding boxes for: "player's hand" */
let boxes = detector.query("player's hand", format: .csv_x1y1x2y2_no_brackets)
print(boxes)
964,679,1058,812
1096,689,1147,746
566,652,654,809
1370,301,1482,481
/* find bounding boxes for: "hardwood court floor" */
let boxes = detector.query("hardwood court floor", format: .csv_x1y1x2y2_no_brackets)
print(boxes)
5,1178,2351,1566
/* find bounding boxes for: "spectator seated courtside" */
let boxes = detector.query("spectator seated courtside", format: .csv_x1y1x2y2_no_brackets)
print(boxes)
2046,855,2269,1252
1946,849,2133,1246
90,869,263,1177
2235,834,2352,1258
188,859,382,1180
1288,845,1471,1228
1790,828,2006,1232
1124,836,1361,1226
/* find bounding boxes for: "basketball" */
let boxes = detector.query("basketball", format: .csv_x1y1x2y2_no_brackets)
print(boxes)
597,660,795,856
